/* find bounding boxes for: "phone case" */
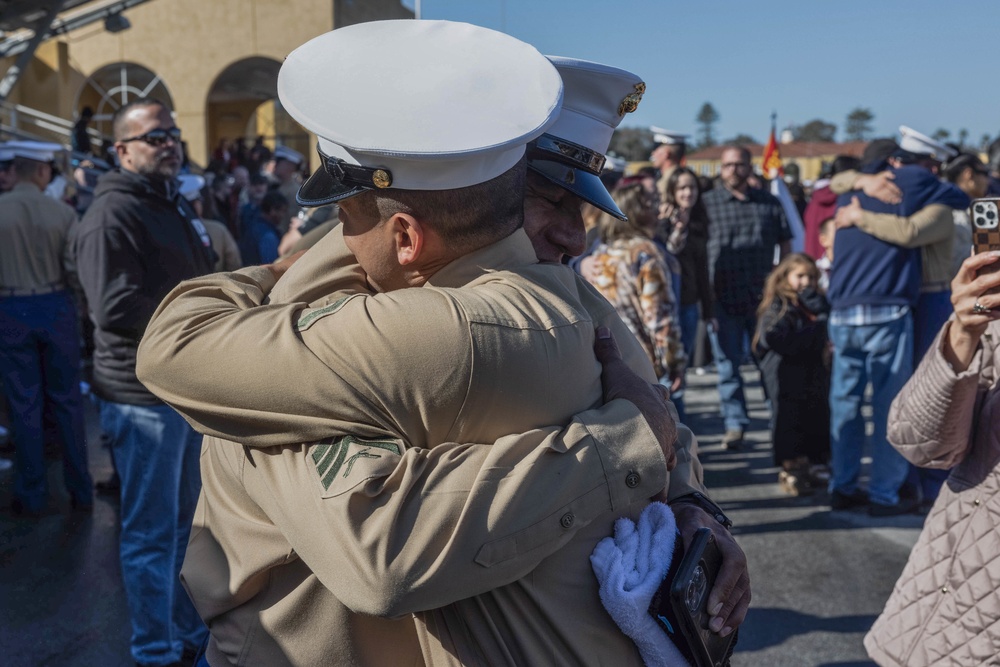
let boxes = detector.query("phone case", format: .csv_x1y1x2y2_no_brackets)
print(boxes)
648,528,737,667
971,197,1000,296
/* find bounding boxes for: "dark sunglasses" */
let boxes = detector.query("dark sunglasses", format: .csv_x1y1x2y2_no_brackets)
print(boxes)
120,127,182,147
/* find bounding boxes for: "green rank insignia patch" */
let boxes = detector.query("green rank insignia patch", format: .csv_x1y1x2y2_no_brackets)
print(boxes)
311,435,402,494
296,295,360,332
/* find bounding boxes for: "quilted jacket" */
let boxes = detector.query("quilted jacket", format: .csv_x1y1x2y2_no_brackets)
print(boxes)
864,321,1000,666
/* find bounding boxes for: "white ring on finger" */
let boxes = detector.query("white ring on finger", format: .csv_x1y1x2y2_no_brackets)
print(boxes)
973,301,991,315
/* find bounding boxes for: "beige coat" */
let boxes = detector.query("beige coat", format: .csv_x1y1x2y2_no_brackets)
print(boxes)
138,227,705,666
865,321,1000,666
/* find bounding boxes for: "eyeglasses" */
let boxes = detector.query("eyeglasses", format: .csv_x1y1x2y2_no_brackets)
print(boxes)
720,162,749,170
119,127,182,147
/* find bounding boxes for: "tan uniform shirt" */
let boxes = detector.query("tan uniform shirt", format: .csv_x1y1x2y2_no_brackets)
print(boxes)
0,182,77,292
202,218,242,272
830,170,955,291
138,228,705,666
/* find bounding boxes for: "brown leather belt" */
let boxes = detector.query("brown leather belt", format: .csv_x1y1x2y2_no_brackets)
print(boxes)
0,283,66,297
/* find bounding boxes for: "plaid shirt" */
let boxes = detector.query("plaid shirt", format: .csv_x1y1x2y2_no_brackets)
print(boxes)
704,186,791,317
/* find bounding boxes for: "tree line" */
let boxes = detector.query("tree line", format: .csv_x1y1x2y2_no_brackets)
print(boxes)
609,104,992,162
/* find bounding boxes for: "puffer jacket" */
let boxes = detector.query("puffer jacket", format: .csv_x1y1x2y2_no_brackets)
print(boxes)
864,320,1000,666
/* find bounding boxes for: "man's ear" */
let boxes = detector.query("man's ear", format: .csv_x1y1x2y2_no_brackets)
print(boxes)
391,212,424,266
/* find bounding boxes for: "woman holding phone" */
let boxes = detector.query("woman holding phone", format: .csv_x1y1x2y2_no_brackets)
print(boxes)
864,248,1000,666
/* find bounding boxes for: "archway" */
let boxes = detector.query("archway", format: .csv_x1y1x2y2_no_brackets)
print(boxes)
75,62,174,143
205,57,309,169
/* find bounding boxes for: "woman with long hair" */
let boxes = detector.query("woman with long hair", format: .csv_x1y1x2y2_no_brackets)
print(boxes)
660,167,712,376
752,253,831,495
583,178,685,390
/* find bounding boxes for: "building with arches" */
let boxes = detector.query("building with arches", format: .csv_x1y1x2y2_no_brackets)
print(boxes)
0,0,412,167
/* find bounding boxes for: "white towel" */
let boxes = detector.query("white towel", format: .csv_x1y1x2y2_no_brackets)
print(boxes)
590,502,691,667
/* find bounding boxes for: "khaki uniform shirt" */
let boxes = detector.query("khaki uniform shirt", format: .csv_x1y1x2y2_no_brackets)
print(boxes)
202,218,242,272
0,182,76,292
138,228,705,666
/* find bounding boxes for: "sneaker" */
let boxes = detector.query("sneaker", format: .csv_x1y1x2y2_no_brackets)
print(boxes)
868,497,921,517
721,429,744,451
830,488,869,510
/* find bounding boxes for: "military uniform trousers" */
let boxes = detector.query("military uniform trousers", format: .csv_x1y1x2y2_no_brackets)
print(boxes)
0,290,91,510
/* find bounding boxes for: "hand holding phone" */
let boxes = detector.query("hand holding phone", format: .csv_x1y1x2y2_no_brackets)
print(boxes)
648,528,738,667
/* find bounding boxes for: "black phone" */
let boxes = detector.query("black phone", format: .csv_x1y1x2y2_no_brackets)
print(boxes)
648,527,737,667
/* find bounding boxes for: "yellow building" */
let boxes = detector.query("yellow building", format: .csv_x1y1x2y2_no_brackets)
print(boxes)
686,141,867,184
0,0,412,167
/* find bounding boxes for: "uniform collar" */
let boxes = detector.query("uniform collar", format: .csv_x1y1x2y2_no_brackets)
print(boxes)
426,228,538,289
11,182,39,193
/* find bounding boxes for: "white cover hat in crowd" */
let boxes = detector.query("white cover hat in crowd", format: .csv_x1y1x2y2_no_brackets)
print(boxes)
178,174,206,201
898,125,958,162
650,126,688,146
273,145,304,166
278,19,563,206
6,140,64,162
0,145,13,162
527,56,645,220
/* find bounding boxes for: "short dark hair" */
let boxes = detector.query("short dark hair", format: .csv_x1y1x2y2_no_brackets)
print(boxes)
352,155,526,252
12,156,46,179
261,190,289,214
829,155,861,177
112,98,169,141
861,138,899,171
720,144,751,164
942,153,987,184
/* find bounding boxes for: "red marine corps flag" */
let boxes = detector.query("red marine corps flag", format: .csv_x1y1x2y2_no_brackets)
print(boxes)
761,120,784,179
763,113,804,252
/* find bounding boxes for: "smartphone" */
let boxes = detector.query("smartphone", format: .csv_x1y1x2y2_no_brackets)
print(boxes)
648,528,737,667
971,197,1000,295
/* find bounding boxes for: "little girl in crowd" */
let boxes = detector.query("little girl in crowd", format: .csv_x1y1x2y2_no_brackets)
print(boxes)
752,253,832,495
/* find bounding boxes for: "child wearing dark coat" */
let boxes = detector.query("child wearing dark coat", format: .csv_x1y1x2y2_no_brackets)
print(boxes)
753,253,831,495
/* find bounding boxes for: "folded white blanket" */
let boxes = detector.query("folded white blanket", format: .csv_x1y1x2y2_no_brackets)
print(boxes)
590,502,690,667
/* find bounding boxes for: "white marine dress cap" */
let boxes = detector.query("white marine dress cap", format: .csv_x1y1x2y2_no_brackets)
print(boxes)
0,144,13,163
278,19,564,206
527,56,645,220
177,174,206,202
650,126,688,146
898,125,958,162
6,140,65,162
273,145,304,166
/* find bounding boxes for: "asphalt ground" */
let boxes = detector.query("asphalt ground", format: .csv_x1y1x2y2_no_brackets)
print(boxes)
0,365,924,666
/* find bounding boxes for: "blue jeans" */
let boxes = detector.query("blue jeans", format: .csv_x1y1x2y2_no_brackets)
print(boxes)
707,308,756,431
828,314,913,506
98,399,206,665
679,303,700,369
0,291,91,510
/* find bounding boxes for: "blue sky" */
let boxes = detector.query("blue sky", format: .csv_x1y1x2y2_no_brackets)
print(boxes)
401,1,998,147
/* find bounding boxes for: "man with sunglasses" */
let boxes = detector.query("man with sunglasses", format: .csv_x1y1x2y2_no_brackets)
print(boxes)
73,98,213,667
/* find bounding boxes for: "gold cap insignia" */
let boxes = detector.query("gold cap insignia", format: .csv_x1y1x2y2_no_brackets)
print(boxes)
372,169,392,189
618,82,646,116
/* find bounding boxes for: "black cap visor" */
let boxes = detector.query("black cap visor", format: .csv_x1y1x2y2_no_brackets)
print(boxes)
296,145,394,207
528,159,625,221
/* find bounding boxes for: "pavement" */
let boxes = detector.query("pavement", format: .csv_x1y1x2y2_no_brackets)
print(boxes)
0,365,926,667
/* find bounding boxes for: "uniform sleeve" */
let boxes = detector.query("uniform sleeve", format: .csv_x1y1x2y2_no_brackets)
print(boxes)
829,170,859,196
851,204,954,248
74,209,163,337
238,397,667,617
576,274,706,499
137,259,478,447
269,224,370,306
